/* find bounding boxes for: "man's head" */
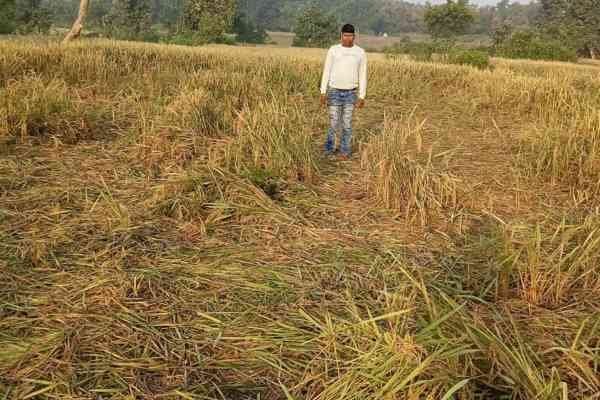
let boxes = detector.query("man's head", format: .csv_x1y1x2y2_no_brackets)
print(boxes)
341,24,355,47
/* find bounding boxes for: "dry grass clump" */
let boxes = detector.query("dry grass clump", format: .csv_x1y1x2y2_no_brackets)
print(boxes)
466,316,566,400
361,113,458,225
518,115,600,194
163,87,230,137
163,70,268,137
0,75,118,144
456,212,600,308
146,165,297,239
492,215,600,307
226,99,318,183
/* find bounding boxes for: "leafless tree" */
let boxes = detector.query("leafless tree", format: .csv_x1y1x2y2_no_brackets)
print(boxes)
63,0,90,43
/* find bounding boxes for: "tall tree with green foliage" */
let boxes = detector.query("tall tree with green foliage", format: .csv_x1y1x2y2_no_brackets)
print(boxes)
183,0,236,42
424,0,474,39
45,0,76,26
106,0,155,40
293,5,338,48
0,0,16,34
15,0,53,34
232,11,268,44
539,0,600,58
254,0,281,28
489,0,539,36
151,0,184,27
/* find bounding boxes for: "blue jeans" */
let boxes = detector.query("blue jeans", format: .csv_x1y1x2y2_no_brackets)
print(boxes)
325,88,356,156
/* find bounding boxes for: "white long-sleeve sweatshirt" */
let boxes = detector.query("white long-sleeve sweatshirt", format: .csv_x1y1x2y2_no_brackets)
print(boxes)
320,44,368,99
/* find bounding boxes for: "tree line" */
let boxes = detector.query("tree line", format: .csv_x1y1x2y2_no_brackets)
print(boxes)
0,0,598,58
0,0,539,38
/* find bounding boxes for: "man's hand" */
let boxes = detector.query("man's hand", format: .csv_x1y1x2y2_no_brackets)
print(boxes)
320,94,327,107
356,99,365,109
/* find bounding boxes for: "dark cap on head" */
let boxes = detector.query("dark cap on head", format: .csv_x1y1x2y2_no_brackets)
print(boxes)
341,24,355,34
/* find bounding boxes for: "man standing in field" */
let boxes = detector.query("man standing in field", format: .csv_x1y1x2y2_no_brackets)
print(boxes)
320,23,367,160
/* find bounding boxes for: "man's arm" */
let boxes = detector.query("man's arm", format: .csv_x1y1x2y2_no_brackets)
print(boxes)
320,48,333,105
355,51,367,109
358,51,367,101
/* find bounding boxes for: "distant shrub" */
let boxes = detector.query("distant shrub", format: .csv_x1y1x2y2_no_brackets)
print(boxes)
385,38,491,69
383,38,434,61
430,39,455,57
384,38,454,62
15,5,52,34
497,30,577,62
213,34,236,45
293,6,338,48
469,45,493,55
447,49,491,69
103,26,160,43
161,30,235,46
0,0,16,34
233,13,268,44
389,40,435,61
